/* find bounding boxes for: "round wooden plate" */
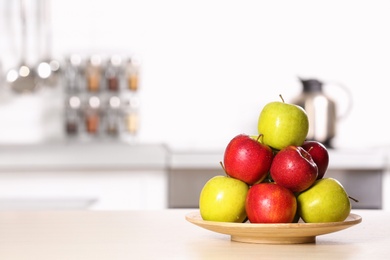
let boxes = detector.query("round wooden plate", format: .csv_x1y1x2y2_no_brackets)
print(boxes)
185,211,362,244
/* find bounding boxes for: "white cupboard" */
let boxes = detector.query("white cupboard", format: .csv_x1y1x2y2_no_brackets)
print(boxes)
0,143,168,210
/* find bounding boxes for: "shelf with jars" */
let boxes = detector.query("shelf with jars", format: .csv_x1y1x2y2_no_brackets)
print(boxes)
63,54,140,142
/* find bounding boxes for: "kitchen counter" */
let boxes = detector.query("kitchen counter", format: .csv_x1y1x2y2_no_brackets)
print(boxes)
0,143,384,171
0,143,169,171
0,209,387,259
169,148,387,170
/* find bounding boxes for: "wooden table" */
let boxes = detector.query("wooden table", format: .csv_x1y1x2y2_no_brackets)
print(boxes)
0,209,388,259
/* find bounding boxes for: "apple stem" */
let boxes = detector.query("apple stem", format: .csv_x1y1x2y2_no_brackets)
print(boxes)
219,161,227,175
257,134,263,142
279,94,285,103
348,196,359,203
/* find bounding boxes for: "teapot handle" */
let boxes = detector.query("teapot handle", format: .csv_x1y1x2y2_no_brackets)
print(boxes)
323,80,353,120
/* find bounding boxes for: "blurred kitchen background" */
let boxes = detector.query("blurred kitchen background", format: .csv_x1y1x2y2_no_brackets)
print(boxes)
0,0,389,211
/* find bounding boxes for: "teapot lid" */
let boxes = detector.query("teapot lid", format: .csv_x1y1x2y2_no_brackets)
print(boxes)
299,78,323,92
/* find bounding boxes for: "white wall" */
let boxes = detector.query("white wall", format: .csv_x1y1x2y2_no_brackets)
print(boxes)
1,0,389,151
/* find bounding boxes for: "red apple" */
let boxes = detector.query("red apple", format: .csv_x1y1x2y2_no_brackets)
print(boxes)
223,134,273,185
301,140,329,180
270,146,318,193
245,182,297,223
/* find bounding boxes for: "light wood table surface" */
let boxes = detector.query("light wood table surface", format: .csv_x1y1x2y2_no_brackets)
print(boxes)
0,209,387,259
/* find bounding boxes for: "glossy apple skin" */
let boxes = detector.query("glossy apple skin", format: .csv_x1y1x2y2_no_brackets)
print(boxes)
258,101,309,151
223,134,273,185
246,182,297,223
297,178,351,223
270,146,318,193
301,141,329,180
199,176,249,223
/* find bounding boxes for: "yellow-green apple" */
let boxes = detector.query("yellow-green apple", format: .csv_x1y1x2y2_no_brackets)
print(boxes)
223,134,273,185
199,175,249,222
245,182,297,223
258,97,309,150
270,146,318,193
297,178,351,223
301,140,329,179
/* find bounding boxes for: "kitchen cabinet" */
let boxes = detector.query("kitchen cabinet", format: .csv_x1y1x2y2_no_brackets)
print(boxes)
0,170,167,210
0,143,169,210
168,149,387,209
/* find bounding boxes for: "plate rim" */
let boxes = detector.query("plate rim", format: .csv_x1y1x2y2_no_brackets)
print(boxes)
186,210,362,229
186,211,362,244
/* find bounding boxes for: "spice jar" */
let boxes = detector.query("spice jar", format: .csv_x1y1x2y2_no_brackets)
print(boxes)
105,55,122,92
126,58,140,91
126,112,138,135
86,55,102,92
65,96,81,135
64,54,83,93
106,96,121,135
85,96,101,134
124,97,139,134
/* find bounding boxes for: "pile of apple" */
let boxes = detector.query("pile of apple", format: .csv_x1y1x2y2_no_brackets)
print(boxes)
199,96,354,224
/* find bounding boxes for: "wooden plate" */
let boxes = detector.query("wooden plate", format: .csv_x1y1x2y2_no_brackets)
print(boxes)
185,211,362,244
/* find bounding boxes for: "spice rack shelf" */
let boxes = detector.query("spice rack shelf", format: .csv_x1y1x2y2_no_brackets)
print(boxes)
63,54,140,141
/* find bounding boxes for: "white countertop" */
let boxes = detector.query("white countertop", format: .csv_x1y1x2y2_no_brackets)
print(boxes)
0,142,387,171
0,209,387,259
0,143,169,171
169,148,387,170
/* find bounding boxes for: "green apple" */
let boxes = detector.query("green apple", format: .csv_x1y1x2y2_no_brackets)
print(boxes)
258,97,309,150
297,178,351,223
199,175,249,222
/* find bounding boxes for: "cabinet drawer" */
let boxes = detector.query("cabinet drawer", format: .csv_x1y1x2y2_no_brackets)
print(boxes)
0,170,168,210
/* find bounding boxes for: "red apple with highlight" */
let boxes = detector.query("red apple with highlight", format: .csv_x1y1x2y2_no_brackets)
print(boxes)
245,182,297,223
223,134,273,185
270,146,318,193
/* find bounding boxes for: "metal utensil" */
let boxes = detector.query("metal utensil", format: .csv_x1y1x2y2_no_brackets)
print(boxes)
6,0,38,93
36,0,60,86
